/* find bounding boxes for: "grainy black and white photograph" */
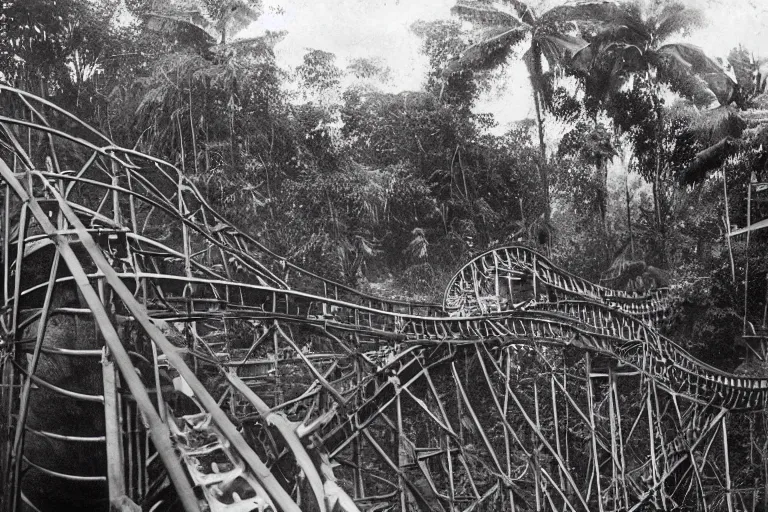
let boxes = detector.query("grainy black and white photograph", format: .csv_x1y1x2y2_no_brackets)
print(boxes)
1,0,768,510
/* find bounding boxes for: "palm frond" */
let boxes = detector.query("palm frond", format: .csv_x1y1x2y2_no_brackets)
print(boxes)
536,33,590,75
657,61,720,107
681,136,742,185
503,0,537,25
542,34,589,57
211,0,262,39
145,0,261,44
444,25,527,74
654,3,705,41
538,1,630,27
144,12,216,46
688,107,746,146
656,43,737,105
405,228,429,261
451,0,532,28
210,33,285,57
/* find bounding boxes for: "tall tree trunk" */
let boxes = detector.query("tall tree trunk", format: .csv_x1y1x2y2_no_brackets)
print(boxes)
600,158,608,234
534,90,546,160
533,91,551,215
189,79,198,175
533,90,551,251
653,103,663,229
204,93,210,174
529,43,550,232
650,79,666,226
650,86,668,267
722,172,736,284
625,171,634,259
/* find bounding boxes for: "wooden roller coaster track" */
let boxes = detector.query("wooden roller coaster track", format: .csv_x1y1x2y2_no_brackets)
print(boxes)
0,86,765,511
443,245,670,324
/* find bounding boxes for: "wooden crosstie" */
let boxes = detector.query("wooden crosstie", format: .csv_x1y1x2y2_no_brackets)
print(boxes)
0,87,765,511
443,246,670,323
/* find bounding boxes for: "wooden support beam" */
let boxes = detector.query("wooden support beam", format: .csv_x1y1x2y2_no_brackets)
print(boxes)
396,390,407,512
504,352,516,512
608,367,619,507
647,375,661,510
353,356,364,500
722,416,735,512
102,352,125,501
533,380,542,512
610,367,629,510
479,344,590,511
585,353,605,512
0,355,14,512
629,408,728,512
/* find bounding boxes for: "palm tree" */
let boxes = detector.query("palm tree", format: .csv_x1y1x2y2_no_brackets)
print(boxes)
444,0,624,227
570,0,737,226
143,0,263,45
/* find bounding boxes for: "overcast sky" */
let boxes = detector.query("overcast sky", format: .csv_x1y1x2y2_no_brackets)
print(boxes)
245,0,768,131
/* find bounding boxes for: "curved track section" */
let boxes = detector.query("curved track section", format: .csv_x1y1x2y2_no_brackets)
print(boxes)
0,87,763,512
443,245,670,323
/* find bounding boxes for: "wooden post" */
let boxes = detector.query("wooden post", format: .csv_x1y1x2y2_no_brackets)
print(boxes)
446,434,455,507
150,341,166,422
493,251,501,312
103,351,126,501
10,205,28,339
273,319,282,406
125,401,133,499
533,380,542,512
722,416,734,512
563,362,570,474
353,355,364,499
651,382,670,488
396,390,407,511
608,367,619,508
3,182,10,305
0,356,14,512
610,367,629,509
551,374,565,487
505,352,515,511
585,353,604,512
647,380,661,509
744,181,753,334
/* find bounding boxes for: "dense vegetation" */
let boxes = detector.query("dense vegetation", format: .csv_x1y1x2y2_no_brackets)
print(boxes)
4,0,768,361
5,2,768,498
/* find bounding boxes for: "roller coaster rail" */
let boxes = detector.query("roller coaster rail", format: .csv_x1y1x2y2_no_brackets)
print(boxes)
0,85,763,512
443,245,670,323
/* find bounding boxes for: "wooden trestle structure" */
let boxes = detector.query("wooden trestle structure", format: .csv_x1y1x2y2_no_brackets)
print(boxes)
0,86,766,511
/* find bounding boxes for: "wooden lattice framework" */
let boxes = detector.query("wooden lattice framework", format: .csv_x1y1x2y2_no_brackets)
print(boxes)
0,86,767,511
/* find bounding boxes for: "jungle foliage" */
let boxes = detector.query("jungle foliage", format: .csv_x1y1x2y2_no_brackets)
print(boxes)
4,0,768,438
